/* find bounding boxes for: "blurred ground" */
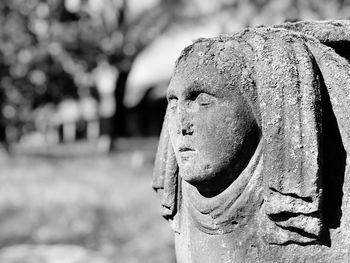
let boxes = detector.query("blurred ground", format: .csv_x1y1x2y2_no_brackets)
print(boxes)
0,138,175,263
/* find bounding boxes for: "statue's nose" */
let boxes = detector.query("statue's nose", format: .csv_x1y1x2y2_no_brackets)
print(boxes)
181,122,194,136
179,114,194,135
177,103,194,135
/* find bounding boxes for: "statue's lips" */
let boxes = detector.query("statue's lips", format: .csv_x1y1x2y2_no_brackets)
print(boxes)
178,147,196,162
179,146,195,152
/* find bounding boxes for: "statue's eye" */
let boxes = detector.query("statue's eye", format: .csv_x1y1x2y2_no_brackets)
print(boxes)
196,93,214,106
168,97,178,110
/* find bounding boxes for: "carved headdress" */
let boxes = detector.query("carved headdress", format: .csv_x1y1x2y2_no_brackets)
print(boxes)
153,20,350,244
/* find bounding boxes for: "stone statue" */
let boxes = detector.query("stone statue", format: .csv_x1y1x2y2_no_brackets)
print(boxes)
153,20,350,262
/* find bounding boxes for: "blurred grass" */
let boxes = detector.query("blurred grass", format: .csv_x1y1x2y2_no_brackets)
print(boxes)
0,138,175,263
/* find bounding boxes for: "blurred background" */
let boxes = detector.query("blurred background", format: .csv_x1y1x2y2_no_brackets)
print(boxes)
0,0,348,262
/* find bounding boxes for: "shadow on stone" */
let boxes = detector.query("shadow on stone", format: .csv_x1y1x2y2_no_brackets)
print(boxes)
320,72,346,242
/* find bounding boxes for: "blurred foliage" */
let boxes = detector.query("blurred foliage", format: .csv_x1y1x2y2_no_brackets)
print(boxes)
0,0,182,132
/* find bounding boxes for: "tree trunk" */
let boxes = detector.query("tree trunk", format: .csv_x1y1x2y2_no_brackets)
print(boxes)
110,69,130,150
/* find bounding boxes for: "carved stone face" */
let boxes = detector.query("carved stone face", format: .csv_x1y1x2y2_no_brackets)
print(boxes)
167,53,260,195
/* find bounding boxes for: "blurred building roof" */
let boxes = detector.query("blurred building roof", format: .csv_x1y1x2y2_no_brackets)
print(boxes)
125,22,224,107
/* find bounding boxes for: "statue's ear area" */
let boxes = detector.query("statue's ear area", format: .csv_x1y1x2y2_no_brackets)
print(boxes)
152,113,179,220
261,20,350,245
252,31,323,244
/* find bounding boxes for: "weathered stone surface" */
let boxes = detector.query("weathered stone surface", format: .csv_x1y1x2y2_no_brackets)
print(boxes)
153,20,350,262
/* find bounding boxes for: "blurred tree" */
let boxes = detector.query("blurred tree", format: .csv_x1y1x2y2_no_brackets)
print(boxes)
78,0,185,148
0,0,185,150
0,0,81,149
0,0,348,151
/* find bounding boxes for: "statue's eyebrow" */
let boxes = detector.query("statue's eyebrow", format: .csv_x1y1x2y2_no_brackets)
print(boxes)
184,83,215,99
166,83,201,99
166,86,177,99
166,81,214,100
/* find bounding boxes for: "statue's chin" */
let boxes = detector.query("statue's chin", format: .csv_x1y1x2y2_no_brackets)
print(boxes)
180,167,237,198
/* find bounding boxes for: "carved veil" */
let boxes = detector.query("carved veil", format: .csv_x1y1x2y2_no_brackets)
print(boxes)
153,20,350,244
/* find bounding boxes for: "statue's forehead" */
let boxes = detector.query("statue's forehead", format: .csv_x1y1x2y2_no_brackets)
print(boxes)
176,40,237,67
170,41,244,95
170,59,227,92
168,65,242,102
